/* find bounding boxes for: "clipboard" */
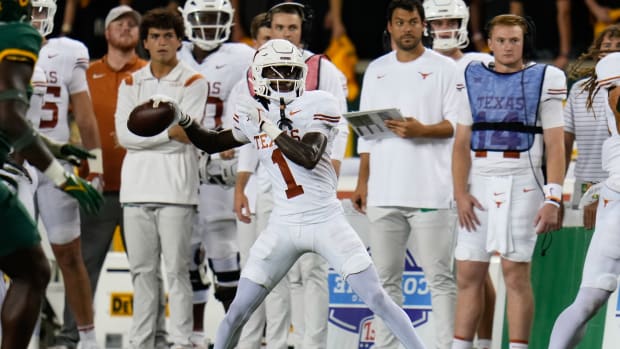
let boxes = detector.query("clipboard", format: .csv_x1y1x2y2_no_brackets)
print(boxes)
343,108,404,140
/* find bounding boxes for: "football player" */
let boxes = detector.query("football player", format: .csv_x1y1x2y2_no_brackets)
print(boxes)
233,3,350,347
452,14,566,349
548,52,620,348
177,1,254,345
0,1,101,347
31,0,104,347
157,37,428,349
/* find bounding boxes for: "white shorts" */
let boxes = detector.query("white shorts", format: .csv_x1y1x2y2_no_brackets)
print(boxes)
580,184,620,292
455,172,543,262
192,183,238,260
36,163,80,245
242,211,372,290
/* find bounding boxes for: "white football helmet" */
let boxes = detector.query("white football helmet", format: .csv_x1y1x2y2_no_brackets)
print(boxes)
251,39,307,104
180,0,234,51
31,0,57,37
423,0,469,50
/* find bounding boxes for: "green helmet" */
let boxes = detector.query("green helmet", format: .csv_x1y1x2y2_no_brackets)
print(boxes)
0,0,32,23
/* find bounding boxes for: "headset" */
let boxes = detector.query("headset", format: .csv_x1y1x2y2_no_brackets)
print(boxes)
522,16,537,61
266,1,314,47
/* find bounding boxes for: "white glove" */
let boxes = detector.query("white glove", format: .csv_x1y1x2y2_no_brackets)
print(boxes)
150,94,191,127
236,96,283,139
236,95,265,126
579,182,603,209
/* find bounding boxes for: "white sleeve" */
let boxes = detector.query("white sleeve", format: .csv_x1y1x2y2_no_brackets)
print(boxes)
331,116,349,161
114,79,170,150
457,93,473,125
26,67,47,127
222,79,245,130
319,58,348,113
237,143,258,173
458,69,474,126
541,65,568,103
232,104,250,143
308,93,341,136
540,66,567,129
180,76,208,124
68,43,90,94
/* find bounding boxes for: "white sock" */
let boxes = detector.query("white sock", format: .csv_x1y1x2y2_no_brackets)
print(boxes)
192,330,206,337
452,337,473,349
476,338,492,349
78,325,96,342
509,341,528,349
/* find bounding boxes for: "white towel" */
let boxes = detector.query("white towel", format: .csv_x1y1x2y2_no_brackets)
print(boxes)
486,176,515,255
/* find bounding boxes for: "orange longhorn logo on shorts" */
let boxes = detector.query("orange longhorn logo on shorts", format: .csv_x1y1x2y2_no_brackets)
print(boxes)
495,201,504,208
603,198,613,208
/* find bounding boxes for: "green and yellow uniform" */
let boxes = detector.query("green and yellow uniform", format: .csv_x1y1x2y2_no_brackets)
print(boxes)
0,0,43,256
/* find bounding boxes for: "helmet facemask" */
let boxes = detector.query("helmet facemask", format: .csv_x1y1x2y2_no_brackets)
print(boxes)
423,0,470,50
31,0,57,37
181,0,233,51
427,18,469,50
251,39,307,104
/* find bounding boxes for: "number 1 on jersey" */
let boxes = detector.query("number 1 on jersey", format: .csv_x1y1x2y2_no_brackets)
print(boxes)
271,149,304,199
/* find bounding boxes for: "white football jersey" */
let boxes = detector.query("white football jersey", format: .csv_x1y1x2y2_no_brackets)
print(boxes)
34,37,90,142
232,90,341,224
26,66,47,127
178,42,254,220
178,42,254,129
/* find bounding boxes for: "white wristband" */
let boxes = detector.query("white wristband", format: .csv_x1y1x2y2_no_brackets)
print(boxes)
544,199,561,208
43,160,67,187
543,183,563,201
86,148,103,174
261,120,283,140
179,113,192,128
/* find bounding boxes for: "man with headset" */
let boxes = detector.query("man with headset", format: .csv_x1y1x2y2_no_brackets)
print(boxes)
351,1,460,348
451,14,566,349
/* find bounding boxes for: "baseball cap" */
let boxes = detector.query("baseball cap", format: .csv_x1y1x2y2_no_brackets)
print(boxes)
105,5,141,29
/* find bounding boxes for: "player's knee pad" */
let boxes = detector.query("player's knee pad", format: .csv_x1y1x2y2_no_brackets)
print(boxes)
208,253,241,286
190,242,211,293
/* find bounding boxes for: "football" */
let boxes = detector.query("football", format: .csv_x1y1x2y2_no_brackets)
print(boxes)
127,99,176,137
